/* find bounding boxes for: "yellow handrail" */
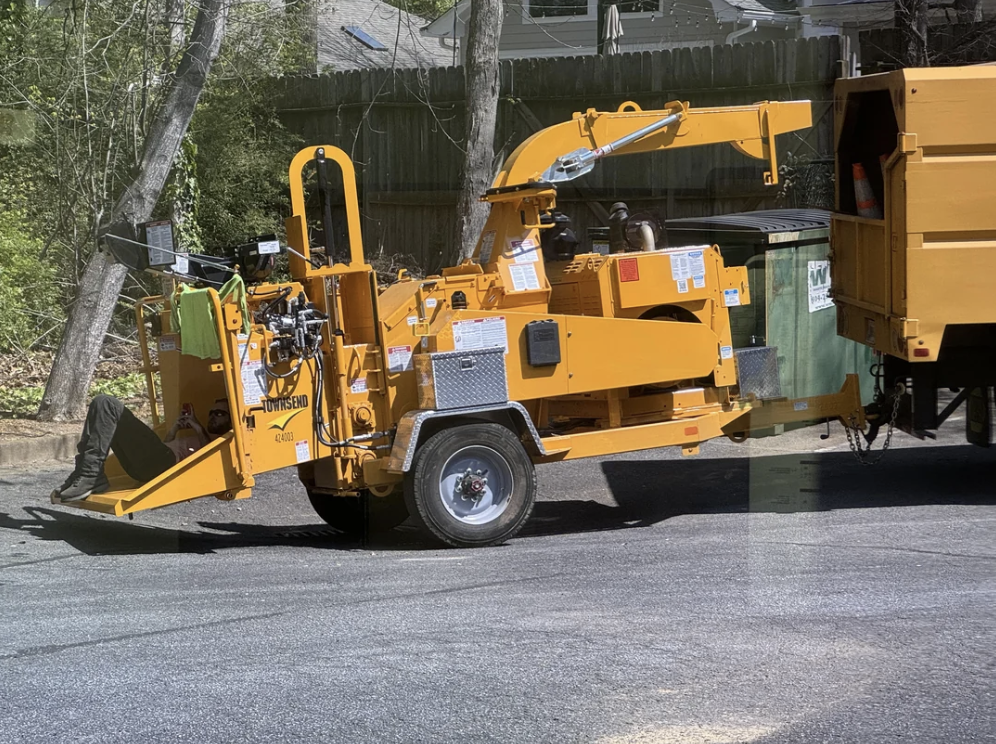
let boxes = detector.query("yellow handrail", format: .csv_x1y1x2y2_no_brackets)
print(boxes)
285,145,368,278
134,295,165,427
208,289,252,485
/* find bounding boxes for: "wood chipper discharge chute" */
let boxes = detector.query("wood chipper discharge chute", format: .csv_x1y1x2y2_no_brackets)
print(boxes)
57,100,865,547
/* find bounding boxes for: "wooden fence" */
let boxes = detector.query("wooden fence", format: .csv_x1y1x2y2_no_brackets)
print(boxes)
275,36,843,270
860,25,996,73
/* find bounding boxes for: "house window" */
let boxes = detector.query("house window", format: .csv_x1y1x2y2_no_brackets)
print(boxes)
618,0,661,12
528,0,591,19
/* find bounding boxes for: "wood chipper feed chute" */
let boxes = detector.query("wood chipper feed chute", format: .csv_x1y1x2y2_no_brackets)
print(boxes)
53,433,249,516
52,288,258,515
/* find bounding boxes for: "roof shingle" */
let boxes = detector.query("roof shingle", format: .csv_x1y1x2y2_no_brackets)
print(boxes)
317,0,454,71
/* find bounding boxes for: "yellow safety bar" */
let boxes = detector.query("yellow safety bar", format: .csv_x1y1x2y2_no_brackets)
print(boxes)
285,145,369,279
134,295,165,428
207,289,252,485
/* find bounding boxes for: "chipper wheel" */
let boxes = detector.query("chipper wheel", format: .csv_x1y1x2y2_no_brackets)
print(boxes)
403,423,537,548
306,489,409,538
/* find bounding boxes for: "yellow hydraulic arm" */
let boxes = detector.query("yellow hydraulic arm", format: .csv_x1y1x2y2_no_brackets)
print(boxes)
492,99,812,189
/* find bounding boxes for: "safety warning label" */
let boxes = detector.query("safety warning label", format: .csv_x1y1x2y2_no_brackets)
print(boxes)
350,377,368,394
241,360,267,406
618,257,640,282
478,231,497,264
171,254,189,276
387,345,414,373
723,288,741,307
295,440,310,464
452,316,508,353
671,252,690,280
670,248,706,290
510,238,539,263
508,263,541,292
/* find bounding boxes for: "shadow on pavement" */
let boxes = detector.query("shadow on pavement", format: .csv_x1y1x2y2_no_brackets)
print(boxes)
520,444,995,539
2,445,992,555
0,506,433,557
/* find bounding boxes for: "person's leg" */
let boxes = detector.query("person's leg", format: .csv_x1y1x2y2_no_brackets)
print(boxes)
110,407,176,483
73,394,125,477
57,395,123,500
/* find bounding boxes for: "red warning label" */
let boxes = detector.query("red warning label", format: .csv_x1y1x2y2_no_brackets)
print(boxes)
618,257,640,282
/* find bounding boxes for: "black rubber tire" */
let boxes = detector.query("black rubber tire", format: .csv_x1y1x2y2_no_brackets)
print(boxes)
307,489,409,537
403,423,536,548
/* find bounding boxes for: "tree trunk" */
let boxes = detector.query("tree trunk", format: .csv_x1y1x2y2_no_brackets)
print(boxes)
953,0,983,23
454,0,502,262
894,0,929,67
38,0,230,421
166,0,186,54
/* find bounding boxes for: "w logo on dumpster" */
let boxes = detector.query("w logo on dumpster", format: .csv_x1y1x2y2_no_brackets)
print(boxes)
807,260,833,313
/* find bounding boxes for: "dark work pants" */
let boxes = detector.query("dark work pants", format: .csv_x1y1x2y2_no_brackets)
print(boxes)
76,395,176,483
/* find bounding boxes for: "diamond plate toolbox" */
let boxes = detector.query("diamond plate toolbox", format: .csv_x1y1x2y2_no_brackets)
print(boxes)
734,346,783,400
415,347,509,410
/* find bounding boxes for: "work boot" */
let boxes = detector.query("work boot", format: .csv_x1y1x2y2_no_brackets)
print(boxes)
56,472,110,502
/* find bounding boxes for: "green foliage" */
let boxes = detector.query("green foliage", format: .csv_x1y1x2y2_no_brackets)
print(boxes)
165,137,205,254
0,0,310,349
0,0,180,336
0,384,44,417
0,372,146,417
384,0,457,20
0,205,59,352
190,81,301,250
90,372,146,400
188,2,306,251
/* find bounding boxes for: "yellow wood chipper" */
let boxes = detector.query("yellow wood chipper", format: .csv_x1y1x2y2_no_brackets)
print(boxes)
55,97,865,547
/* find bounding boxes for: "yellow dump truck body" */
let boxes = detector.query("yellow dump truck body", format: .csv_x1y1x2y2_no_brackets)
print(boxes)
832,66,996,362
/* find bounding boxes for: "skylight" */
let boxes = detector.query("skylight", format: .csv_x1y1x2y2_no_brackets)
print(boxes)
342,26,387,51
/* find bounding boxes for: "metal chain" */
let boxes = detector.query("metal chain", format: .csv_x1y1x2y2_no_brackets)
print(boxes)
842,384,903,466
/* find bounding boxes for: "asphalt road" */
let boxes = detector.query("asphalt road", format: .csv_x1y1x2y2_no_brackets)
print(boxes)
0,424,993,744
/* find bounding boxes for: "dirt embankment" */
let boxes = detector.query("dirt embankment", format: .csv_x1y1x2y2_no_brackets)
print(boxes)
0,343,150,441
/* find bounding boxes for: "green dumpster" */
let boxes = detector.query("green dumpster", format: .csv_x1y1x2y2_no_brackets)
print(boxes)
665,209,875,403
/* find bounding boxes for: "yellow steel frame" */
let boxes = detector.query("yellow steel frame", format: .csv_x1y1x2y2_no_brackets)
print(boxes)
535,374,864,462
135,295,164,428
494,99,813,188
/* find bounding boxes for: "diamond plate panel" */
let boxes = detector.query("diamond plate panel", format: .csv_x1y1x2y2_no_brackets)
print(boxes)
415,347,509,410
734,346,782,400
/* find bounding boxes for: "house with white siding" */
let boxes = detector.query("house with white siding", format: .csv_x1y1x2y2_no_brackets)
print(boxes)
422,0,803,64
422,0,993,64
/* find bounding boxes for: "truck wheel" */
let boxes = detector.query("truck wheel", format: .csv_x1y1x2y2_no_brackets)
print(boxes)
307,489,408,537
404,423,536,548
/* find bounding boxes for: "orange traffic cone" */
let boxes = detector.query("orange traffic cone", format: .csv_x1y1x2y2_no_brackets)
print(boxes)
853,162,883,219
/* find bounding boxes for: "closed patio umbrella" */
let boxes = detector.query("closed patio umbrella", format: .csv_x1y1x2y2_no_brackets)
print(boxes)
603,4,623,55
